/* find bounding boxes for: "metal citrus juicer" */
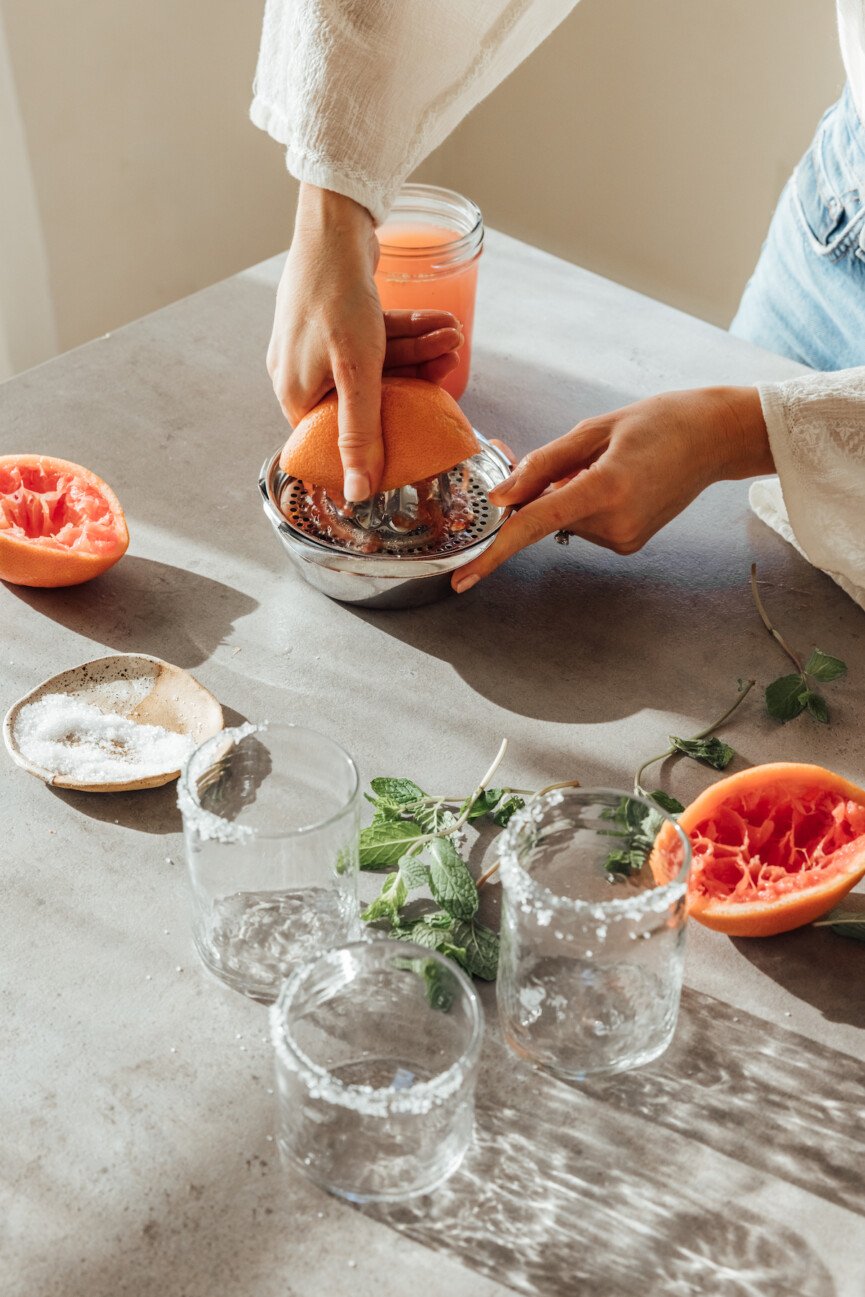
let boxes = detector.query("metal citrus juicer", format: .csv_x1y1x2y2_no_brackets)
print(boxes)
259,432,512,609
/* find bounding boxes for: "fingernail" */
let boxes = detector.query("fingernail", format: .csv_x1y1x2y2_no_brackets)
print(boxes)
344,470,370,502
454,574,480,595
490,472,517,499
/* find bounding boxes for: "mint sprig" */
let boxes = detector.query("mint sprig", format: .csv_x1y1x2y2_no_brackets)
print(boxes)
750,564,847,724
359,743,582,980
633,677,754,796
600,789,686,880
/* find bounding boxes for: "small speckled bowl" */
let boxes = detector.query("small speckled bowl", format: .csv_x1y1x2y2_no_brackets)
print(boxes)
3,653,223,792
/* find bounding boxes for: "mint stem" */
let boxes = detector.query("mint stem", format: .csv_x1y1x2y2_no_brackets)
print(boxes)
633,678,756,793
476,778,581,891
412,739,509,851
749,562,804,673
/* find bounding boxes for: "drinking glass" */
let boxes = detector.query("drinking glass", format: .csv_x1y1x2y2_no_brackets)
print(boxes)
375,183,484,400
496,788,691,1079
270,940,483,1201
177,723,360,1002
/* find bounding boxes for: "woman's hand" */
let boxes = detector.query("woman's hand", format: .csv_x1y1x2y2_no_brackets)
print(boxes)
268,184,461,501
452,387,773,592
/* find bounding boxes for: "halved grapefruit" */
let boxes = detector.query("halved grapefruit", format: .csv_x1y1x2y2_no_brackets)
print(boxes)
280,376,479,496
652,762,865,936
0,454,129,588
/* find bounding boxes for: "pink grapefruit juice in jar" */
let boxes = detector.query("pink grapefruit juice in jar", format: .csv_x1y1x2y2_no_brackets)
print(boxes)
375,184,484,401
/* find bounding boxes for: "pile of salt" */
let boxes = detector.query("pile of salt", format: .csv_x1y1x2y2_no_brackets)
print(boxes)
12,693,195,783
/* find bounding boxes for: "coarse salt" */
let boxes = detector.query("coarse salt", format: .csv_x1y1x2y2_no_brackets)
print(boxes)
13,694,194,784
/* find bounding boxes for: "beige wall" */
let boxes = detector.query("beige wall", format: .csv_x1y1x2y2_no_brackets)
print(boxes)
420,0,844,327
2,0,294,369
0,0,847,380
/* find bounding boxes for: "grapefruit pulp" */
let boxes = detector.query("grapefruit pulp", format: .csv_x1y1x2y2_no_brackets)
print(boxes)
652,762,865,936
0,455,129,588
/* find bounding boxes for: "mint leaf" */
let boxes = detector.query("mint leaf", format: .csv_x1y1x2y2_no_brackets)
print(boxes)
668,735,735,771
415,802,457,835
600,794,676,879
449,918,499,980
829,922,865,943
361,870,408,922
392,954,460,1012
814,905,865,941
491,794,525,827
395,912,459,952
359,819,424,870
804,649,847,683
765,673,808,723
461,788,503,820
421,959,459,1011
605,845,649,877
649,790,685,815
399,854,430,890
394,911,499,980
427,837,478,920
370,777,426,804
804,691,830,724
458,788,525,827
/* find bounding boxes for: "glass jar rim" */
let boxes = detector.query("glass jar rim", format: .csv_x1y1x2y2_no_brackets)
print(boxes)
497,786,692,918
377,182,484,260
177,721,359,843
270,940,484,1115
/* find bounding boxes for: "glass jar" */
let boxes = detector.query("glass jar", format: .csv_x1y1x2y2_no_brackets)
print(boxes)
375,183,484,401
496,788,691,1079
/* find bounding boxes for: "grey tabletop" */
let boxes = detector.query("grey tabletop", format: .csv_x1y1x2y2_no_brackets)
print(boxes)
3,231,864,1297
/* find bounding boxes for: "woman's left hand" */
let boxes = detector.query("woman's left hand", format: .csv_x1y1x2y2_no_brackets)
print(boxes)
452,386,773,593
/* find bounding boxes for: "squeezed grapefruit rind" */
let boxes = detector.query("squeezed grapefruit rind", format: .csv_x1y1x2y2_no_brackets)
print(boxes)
0,454,129,588
652,762,865,937
280,376,479,496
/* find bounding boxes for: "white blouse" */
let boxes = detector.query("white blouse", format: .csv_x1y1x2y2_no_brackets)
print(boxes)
251,0,865,608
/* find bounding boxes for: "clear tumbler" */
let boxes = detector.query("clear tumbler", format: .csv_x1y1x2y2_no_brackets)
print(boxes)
177,723,360,1002
270,940,483,1201
497,788,691,1079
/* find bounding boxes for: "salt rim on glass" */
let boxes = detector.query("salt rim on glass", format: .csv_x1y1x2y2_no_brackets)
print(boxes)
269,941,484,1119
496,787,692,924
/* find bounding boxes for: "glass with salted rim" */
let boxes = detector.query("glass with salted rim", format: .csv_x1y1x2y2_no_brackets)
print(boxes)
177,723,360,1002
270,940,483,1201
496,788,691,1079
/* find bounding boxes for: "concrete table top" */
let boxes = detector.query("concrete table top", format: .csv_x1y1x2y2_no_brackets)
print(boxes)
3,231,864,1297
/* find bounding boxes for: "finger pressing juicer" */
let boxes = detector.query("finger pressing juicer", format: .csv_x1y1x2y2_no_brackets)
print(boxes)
259,378,511,610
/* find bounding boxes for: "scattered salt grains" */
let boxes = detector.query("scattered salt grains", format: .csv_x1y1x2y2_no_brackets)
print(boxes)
13,694,195,783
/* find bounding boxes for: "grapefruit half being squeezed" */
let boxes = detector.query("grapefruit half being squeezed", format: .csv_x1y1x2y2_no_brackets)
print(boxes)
0,454,129,587
652,762,865,936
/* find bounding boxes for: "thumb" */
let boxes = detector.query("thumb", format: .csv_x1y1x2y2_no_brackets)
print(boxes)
489,421,608,506
334,361,385,501
452,465,605,592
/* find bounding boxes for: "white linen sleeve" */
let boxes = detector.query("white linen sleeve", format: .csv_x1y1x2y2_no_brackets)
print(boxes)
752,368,865,609
250,0,578,224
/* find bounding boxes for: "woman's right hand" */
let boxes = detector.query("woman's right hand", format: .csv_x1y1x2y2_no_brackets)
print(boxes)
268,184,462,502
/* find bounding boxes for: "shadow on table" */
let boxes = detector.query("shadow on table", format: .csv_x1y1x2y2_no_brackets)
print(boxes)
5,557,257,669
364,984,847,1297
46,705,249,834
348,531,760,725
732,917,865,1029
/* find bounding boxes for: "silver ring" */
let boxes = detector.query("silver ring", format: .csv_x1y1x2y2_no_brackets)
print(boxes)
554,529,575,546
